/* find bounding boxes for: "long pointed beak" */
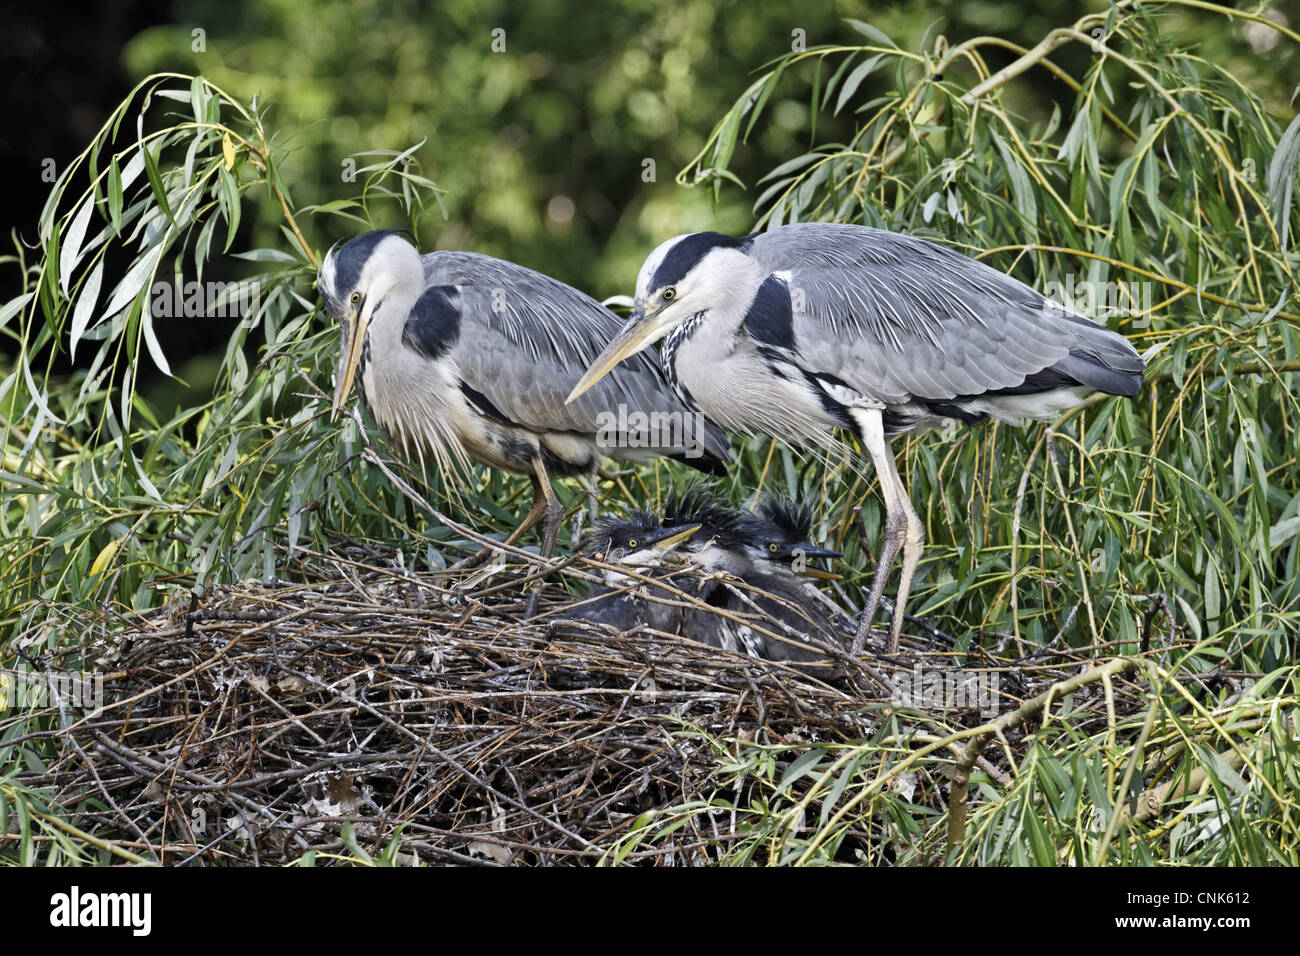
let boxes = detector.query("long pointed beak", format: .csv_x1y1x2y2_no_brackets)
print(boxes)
793,543,842,580
797,544,842,562
799,567,843,581
646,522,702,552
566,309,660,405
331,309,365,421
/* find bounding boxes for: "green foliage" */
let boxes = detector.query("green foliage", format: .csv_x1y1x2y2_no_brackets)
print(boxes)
3,1,1300,865
120,0,882,300
612,0,1300,864
4,76,435,625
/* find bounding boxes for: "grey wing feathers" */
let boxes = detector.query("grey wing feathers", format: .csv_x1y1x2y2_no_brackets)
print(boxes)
747,223,1144,403
418,252,731,458
422,252,654,369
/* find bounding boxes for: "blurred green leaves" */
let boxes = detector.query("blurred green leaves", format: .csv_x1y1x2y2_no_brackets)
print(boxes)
3,0,1300,866
121,0,885,296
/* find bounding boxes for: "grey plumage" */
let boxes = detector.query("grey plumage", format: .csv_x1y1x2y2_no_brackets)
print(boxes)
567,221,1147,655
416,252,730,453
317,230,731,572
742,224,1143,428
636,223,1145,441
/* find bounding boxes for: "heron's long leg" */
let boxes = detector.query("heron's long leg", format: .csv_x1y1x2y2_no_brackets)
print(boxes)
449,470,554,571
573,471,600,548
523,457,565,618
449,485,546,571
532,458,564,559
503,482,548,548
882,455,924,655
850,408,925,657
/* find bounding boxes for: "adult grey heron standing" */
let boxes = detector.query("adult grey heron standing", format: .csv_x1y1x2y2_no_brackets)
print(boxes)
317,230,732,579
566,222,1145,655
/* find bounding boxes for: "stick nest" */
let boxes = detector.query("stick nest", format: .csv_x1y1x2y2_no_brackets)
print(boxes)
6,549,1159,865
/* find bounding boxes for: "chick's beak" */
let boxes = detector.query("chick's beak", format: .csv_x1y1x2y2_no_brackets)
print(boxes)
792,543,843,580
646,523,702,553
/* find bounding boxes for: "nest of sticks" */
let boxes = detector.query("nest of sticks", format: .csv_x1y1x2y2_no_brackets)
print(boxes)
4,543,1168,865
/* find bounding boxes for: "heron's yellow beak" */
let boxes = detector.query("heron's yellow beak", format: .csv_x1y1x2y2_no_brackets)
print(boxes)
331,305,367,421
649,523,702,552
798,567,843,581
565,305,667,404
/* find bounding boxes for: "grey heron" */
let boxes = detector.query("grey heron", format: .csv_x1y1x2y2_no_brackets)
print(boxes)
559,490,844,666
566,222,1146,655
316,230,732,580
668,492,841,584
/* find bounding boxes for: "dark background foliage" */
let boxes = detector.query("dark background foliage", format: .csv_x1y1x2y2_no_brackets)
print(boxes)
9,0,1293,411
3,1,1300,866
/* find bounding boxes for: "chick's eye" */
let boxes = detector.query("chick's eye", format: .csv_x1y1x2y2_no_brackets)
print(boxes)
768,543,780,553
662,288,676,301
627,538,639,549
350,292,361,304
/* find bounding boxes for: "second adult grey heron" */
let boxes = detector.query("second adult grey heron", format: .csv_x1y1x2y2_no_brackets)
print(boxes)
316,230,732,571
566,222,1145,654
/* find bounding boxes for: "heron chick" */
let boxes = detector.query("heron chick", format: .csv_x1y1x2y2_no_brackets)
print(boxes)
665,490,847,669
567,223,1145,654
559,490,846,669
666,490,841,585
560,512,701,633
316,230,732,576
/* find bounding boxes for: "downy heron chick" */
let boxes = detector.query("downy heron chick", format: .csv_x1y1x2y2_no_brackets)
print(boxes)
665,489,848,668
559,511,701,633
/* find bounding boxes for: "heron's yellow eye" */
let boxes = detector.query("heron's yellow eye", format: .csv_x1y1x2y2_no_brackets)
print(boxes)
627,538,639,549
768,542,780,553
662,288,676,300
350,292,361,304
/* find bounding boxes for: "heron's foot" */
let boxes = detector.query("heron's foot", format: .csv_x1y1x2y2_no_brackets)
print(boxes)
851,614,893,656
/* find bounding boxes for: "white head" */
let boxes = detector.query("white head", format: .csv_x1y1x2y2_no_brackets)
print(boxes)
317,230,425,418
566,231,765,403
